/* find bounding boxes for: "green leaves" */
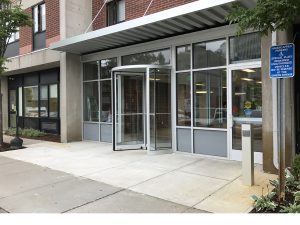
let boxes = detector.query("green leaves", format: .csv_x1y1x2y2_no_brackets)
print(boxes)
252,192,278,212
226,0,300,36
0,0,32,74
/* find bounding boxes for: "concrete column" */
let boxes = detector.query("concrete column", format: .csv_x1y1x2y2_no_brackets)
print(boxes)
59,0,92,142
60,52,82,142
262,28,295,173
1,77,8,131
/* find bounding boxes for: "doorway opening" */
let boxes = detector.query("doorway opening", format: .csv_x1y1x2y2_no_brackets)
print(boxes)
112,65,172,154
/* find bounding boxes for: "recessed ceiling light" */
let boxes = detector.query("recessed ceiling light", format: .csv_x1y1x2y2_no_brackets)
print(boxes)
235,92,246,96
242,69,256,73
241,78,254,82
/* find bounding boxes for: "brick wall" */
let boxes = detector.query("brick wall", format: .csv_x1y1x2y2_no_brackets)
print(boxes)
19,8,32,55
45,0,60,47
92,0,197,30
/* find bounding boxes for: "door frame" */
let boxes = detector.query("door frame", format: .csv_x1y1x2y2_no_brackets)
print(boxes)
227,62,263,164
112,65,172,152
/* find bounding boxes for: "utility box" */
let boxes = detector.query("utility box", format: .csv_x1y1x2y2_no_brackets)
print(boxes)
242,124,254,186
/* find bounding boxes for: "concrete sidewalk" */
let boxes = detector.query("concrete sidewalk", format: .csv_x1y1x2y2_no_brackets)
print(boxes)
0,156,204,213
0,141,276,213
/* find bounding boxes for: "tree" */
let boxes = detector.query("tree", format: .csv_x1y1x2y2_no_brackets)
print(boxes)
0,0,31,146
226,0,300,36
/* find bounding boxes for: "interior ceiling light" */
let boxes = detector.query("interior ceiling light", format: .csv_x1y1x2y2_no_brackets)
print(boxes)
235,92,246,96
241,78,254,82
196,83,205,86
242,69,256,73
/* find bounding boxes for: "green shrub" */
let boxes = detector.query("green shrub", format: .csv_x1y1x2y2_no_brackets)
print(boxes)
292,154,300,180
5,128,46,137
252,192,278,212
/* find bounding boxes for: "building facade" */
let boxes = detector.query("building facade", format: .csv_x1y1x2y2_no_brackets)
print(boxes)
1,0,299,173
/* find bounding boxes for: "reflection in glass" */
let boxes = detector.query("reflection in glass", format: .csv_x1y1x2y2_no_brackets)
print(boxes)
176,45,191,71
193,69,227,128
9,90,17,127
232,68,262,152
193,39,226,69
49,84,58,118
176,73,191,126
40,85,48,117
83,61,98,81
24,86,39,117
100,58,117,79
84,82,99,122
230,33,261,63
100,80,112,122
122,49,171,66
18,87,23,117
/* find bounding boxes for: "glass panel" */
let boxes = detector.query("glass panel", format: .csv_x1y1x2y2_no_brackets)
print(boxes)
40,4,46,31
193,39,226,69
117,0,125,22
176,45,191,71
33,6,38,33
176,72,191,126
100,80,112,122
116,74,144,146
84,82,99,122
230,33,261,63
122,49,171,66
18,87,22,116
9,90,17,127
24,86,39,117
100,58,117,79
40,85,48,117
232,68,262,152
193,69,227,128
150,69,172,150
49,84,58,118
83,62,98,81
107,1,116,26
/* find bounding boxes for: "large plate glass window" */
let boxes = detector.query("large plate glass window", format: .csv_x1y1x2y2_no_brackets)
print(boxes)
24,86,39,117
107,0,125,26
176,72,191,126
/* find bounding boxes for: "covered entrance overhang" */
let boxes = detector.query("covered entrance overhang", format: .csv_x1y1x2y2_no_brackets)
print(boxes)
50,0,256,55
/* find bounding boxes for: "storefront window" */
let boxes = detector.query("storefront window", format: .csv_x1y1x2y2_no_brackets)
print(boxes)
49,84,58,118
230,33,261,63
24,86,39,117
193,39,226,69
176,72,191,126
40,85,48,117
83,61,98,81
122,48,171,65
100,58,117,79
84,82,99,122
176,45,191,71
193,69,227,128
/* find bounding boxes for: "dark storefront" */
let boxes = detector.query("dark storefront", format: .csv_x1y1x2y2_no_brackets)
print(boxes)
8,68,60,134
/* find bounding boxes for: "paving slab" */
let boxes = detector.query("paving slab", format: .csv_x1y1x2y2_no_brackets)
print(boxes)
85,162,169,188
194,168,277,213
68,190,199,213
0,156,16,165
180,158,242,181
0,160,45,177
0,166,72,198
0,177,121,213
130,170,229,207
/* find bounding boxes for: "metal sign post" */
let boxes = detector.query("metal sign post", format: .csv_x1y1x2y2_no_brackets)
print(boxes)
270,43,295,202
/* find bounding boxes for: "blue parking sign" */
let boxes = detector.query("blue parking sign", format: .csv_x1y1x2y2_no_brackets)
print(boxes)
270,43,295,78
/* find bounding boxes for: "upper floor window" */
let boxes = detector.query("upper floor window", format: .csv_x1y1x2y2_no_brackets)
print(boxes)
107,0,125,26
33,3,46,33
8,31,19,44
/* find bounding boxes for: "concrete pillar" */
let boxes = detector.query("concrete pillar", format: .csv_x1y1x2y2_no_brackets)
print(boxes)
262,28,295,173
1,77,8,131
59,0,92,142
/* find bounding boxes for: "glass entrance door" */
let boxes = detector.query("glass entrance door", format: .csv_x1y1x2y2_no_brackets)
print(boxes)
113,66,172,152
229,67,263,163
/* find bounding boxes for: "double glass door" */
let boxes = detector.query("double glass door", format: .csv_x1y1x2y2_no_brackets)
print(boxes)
113,66,172,152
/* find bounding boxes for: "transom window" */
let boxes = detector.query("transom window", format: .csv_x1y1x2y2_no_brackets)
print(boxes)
8,31,19,44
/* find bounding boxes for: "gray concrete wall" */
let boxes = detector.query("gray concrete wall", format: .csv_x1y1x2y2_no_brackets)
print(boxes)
59,0,92,142
1,77,8,131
